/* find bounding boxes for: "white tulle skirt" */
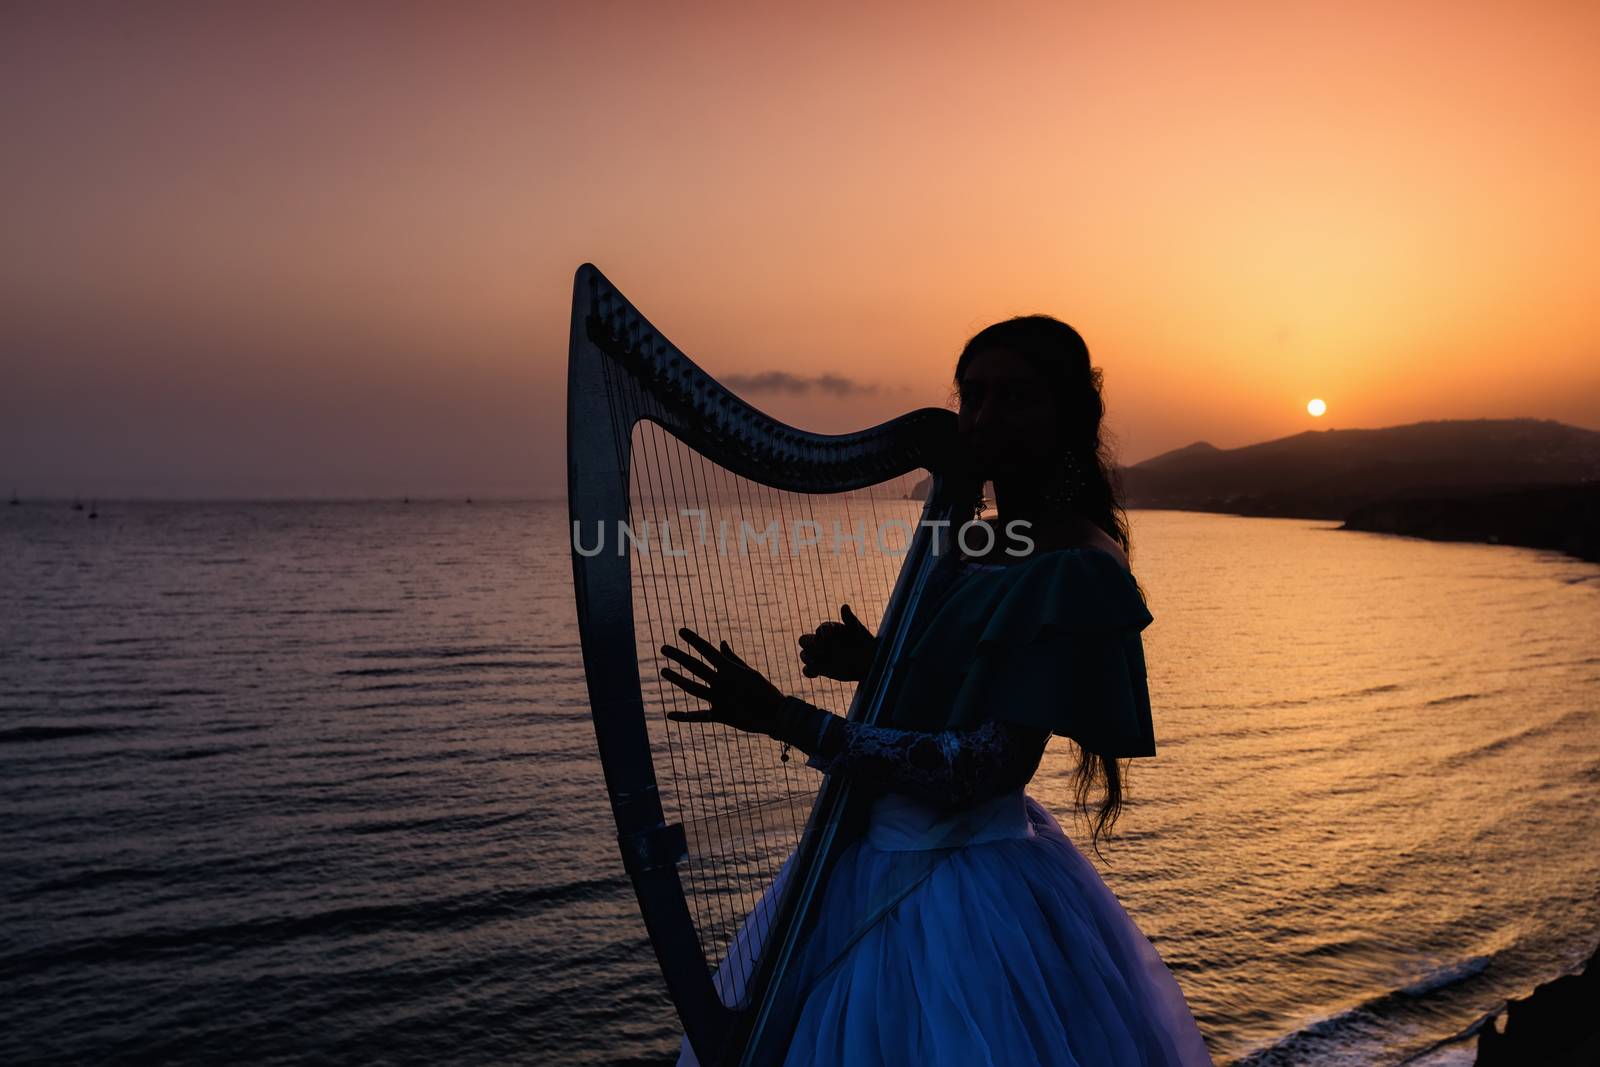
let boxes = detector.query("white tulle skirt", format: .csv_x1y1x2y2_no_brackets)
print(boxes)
678,789,1214,1066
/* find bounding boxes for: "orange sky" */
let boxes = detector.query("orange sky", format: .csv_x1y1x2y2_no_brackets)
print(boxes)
4,2,1596,497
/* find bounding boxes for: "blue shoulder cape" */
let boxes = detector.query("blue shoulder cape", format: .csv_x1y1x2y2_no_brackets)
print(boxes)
881,549,1158,758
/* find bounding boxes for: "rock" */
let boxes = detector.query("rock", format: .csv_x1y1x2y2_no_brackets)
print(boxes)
1476,941,1600,1065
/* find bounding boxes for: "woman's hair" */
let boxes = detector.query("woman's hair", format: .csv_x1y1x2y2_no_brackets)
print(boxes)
953,314,1141,860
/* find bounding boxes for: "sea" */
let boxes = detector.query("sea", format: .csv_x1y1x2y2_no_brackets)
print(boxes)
2,500,1597,1066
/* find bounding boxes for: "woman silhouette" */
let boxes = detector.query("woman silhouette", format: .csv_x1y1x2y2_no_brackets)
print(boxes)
660,316,1213,1066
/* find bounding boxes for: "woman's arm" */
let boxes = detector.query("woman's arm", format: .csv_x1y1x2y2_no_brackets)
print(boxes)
655,628,1049,810
798,706,1050,810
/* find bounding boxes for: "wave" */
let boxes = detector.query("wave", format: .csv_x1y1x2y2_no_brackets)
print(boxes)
1233,955,1492,1066
335,660,568,677
0,724,130,744
345,645,536,660
0,874,631,982
14,865,171,900
29,650,157,663
1437,707,1591,770
1397,1013,1497,1066
1180,682,1405,714
335,809,531,837
1399,955,1492,997
155,744,263,762
1423,691,1490,707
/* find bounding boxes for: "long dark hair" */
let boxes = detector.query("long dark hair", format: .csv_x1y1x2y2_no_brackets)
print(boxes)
953,314,1141,860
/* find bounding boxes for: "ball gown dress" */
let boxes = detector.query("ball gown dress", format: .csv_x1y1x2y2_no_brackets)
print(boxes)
677,548,1214,1066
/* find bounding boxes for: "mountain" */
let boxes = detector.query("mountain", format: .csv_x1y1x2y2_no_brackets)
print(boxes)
1117,418,1600,520
1125,440,1221,472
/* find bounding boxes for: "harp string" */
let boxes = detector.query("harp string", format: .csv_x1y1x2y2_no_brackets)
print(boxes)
623,380,727,946
605,348,930,982
627,406,716,940
659,417,764,953
638,417,740,947
716,447,813,966
662,433,817,968
740,456,818,967
760,458,825,830
682,435,797,956
744,455,900,962
666,429,770,976
728,446,804,968
655,414,765,966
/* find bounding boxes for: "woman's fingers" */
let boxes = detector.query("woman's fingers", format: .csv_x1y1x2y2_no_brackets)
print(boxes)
660,643,715,681
666,710,718,724
719,641,751,669
802,623,839,652
801,623,841,645
800,619,850,672
660,667,713,700
677,627,724,664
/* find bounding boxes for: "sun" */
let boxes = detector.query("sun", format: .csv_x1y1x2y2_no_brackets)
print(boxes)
1307,398,1327,417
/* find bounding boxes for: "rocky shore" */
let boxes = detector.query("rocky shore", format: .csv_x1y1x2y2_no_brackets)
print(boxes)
1341,481,1600,564
1476,941,1600,1065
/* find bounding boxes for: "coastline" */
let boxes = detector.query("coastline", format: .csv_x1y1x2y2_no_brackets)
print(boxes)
1126,481,1600,565
1341,483,1600,564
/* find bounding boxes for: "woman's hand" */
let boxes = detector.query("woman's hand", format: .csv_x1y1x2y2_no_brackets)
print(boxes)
660,628,785,734
796,604,876,682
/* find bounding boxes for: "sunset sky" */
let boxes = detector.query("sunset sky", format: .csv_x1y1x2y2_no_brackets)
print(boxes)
4,2,1597,498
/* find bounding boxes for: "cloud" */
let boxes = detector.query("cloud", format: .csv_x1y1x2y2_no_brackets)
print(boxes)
722,371,880,397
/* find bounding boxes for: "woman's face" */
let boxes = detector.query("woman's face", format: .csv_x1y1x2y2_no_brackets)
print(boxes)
956,347,1060,480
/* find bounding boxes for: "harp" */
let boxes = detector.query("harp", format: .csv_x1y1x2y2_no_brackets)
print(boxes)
567,264,971,1064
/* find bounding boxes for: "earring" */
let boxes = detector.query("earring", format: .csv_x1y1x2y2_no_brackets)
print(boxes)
969,480,991,519
1040,451,1088,510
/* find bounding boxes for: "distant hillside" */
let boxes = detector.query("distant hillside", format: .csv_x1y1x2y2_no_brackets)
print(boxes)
1117,418,1600,519
1127,440,1221,472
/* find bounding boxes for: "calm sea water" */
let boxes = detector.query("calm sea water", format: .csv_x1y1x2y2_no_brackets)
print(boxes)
2,501,1596,1066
